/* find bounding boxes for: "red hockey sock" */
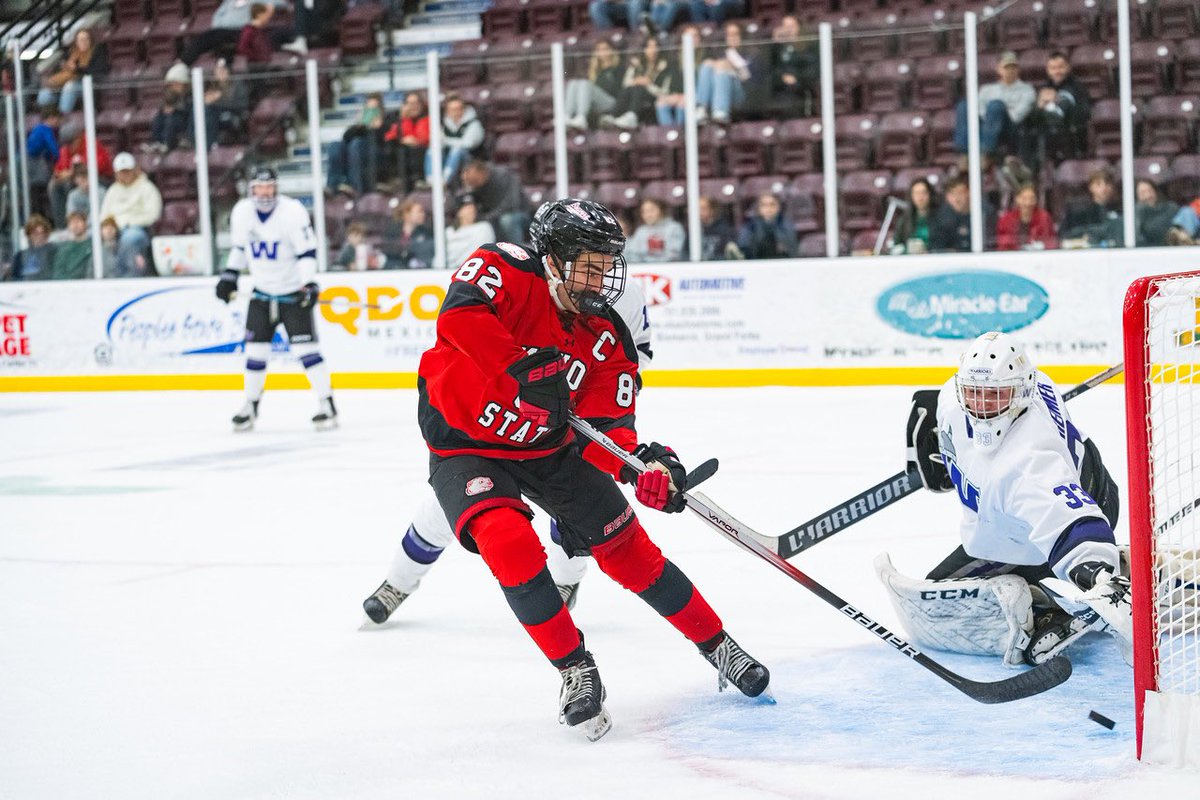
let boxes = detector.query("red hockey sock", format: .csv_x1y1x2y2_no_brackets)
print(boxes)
468,507,581,663
592,521,724,646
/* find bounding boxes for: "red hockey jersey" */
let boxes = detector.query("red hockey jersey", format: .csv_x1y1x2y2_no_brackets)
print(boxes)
417,242,640,478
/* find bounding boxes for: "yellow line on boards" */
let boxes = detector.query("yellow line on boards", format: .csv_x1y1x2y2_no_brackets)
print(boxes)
0,366,1124,392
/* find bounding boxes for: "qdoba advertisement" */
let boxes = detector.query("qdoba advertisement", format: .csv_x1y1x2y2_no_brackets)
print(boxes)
0,247,1187,389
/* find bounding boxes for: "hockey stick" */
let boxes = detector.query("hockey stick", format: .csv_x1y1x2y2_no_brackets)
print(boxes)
567,414,1073,704
763,362,1127,558
686,458,719,489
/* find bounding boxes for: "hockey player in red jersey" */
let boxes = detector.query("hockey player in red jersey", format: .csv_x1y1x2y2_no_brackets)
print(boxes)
418,198,770,741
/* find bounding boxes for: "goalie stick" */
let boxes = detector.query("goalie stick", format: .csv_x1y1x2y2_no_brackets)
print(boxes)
761,362,1126,558
568,414,1073,704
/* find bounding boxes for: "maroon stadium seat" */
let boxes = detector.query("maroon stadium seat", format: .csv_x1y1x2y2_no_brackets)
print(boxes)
1047,0,1100,46
775,118,824,175
798,233,847,258
892,168,944,196
1052,158,1114,213
113,0,148,24
843,13,900,63
697,125,731,178
861,59,913,115
487,82,539,134
484,0,529,37
249,96,296,155
991,3,1046,52
146,15,192,67
728,121,780,178
738,175,789,213
95,109,135,154
1149,0,1200,40
1135,155,1173,185
834,114,878,171
443,41,490,89
593,182,643,215
896,9,951,60
1088,99,1128,160
528,0,569,35
787,173,825,236
832,62,863,115
631,126,684,181
340,3,386,56
840,170,893,231
485,37,539,85
913,55,964,111
876,111,930,170
1168,154,1200,204
493,131,542,184
699,178,740,213
1130,41,1175,98
1141,95,1200,155
927,109,959,168
157,201,199,235
207,146,245,202
1064,44,1116,100
156,149,198,202
1178,39,1200,94
642,180,688,212
572,130,631,183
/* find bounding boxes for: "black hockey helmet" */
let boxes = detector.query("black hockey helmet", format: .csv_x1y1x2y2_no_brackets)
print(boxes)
529,198,626,315
247,164,278,212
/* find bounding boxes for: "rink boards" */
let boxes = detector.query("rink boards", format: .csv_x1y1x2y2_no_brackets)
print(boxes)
0,248,1191,391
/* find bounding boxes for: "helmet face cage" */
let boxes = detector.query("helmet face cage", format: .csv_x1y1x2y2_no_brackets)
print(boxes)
530,199,627,314
248,166,278,213
954,332,1036,449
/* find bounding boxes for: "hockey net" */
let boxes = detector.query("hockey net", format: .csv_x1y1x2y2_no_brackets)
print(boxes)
1125,271,1200,765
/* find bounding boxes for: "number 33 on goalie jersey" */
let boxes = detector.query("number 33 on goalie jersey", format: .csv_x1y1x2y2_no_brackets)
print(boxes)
417,242,644,477
934,371,1113,576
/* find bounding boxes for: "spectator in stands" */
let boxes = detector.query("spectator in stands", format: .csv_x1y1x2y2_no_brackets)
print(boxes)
646,0,689,34
689,0,745,24
589,0,647,32
151,88,192,153
1135,179,1179,248
335,221,386,270
1167,197,1200,246
384,92,430,193
995,183,1057,251
953,51,1035,167
698,196,735,260
655,25,698,126
565,41,625,130
51,211,93,281
238,3,278,66
457,160,530,244
100,216,120,277
294,0,346,50
695,22,756,125
627,198,686,263
327,93,386,197
66,162,106,221
381,199,435,269
99,153,163,278
769,15,817,114
891,178,939,255
929,174,994,252
428,94,485,185
48,120,113,229
180,0,300,66
600,37,672,130
736,193,797,260
204,59,252,145
1023,52,1091,170
26,106,60,220
36,29,108,115
1060,168,1122,248
445,194,497,266
2,216,55,281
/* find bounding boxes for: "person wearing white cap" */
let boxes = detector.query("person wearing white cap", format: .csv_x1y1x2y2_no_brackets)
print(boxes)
99,153,163,277
953,50,1035,165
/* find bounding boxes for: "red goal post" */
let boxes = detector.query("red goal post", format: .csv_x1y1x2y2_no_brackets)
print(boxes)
1124,270,1200,766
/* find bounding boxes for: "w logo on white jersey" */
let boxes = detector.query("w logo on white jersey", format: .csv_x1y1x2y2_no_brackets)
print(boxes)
250,241,279,259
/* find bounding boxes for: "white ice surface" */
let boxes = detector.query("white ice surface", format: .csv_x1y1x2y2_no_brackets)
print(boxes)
0,386,1187,798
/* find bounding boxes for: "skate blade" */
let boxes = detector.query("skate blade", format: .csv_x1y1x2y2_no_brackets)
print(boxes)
313,419,339,432
232,421,254,432
581,706,613,742
755,687,777,705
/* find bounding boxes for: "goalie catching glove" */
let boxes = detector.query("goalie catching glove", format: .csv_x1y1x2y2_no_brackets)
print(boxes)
906,389,953,492
621,442,688,513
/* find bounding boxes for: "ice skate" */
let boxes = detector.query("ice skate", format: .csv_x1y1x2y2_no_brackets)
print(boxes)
701,632,771,699
362,581,409,624
558,647,611,742
1023,608,1093,665
313,396,338,431
232,399,258,432
556,582,580,611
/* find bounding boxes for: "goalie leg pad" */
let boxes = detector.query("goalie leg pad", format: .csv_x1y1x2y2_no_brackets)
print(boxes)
875,553,1034,668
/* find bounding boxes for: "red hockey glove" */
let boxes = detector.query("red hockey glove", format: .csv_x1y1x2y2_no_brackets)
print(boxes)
506,348,571,429
623,442,688,513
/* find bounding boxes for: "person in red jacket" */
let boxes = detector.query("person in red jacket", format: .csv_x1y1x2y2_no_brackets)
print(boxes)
418,199,770,742
383,91,430,192
48,120,114,229
995,183,1058,251
236,3,276,65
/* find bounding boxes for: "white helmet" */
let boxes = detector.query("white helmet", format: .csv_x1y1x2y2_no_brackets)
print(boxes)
954,331,1036,450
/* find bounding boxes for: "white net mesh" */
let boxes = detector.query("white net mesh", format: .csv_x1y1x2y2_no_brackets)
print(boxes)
1145,275,1200,695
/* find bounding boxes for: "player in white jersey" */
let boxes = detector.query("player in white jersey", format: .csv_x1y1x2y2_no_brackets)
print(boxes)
361,271,654,624
216,166,337,431
877,332,1131,668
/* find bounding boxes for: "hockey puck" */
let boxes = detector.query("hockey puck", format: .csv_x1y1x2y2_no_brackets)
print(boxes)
1088,711,1116,730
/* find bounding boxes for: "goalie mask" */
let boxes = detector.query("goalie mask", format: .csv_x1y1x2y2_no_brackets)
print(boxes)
955,331,1036,451
529,198,626,316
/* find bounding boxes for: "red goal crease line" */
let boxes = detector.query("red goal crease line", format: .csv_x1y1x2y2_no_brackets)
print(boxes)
0,366,1125,392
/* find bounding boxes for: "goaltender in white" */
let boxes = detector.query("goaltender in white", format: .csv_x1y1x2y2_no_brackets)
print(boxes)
877,332,1132,668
